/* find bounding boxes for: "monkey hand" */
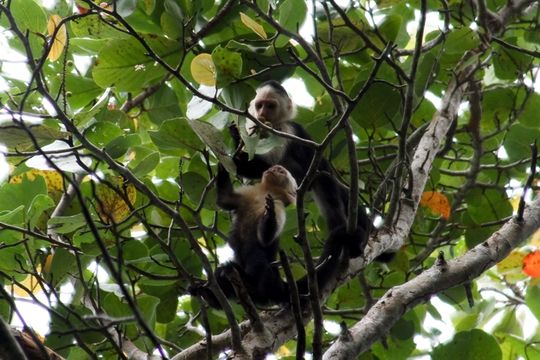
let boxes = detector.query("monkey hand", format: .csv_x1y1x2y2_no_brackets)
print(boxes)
228,123,243,149
265,194,275,215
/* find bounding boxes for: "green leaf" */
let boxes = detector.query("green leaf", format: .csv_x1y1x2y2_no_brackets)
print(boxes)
93,37,181,91
445,28,479,54
493,38,530,80
188,118,236,173
48,214,87,234
0,122,67,150
465,188,512,224
3,0,47,34
352,83,401,127
148,118,204,152
71,15,123,38
275,0,307,46
432,329,502,360
27,194,54,229
85,122,124,148
146,85,182,124
526,285,540,322
105,134,142,159
211,46,243,88
131,152,160,177
379,15,402,43
518,92,540,128
278,0,307,33
65,76,104,110
179,172,208,204
0,176,47,215
504,124,540,161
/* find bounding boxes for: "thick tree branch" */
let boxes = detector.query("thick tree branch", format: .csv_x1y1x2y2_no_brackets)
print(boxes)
323,196,540,359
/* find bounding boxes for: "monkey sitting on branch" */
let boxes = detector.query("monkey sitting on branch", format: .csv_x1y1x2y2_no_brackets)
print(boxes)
191,164,365,307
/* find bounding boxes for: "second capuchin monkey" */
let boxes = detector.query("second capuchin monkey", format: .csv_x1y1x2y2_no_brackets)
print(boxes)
191,164,365,307
232,80,370,254
191,164,296,306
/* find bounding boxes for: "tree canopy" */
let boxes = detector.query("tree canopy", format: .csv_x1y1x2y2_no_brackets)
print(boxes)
0,0,539,359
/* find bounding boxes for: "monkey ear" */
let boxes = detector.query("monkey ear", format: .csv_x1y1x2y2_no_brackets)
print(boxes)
287,99,297,120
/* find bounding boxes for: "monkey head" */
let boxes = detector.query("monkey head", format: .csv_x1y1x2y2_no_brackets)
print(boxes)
247,81,297,135
262,165,297,206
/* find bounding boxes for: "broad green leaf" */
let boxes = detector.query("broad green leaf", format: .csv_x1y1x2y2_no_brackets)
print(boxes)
85,122,124,148
48,214,87,234
93,37,181,91
145,85,182,124
465,188,512,224
64,75,104,110
71,15,123,38
188,118,236,173
276,0,307,46
27,194,54,229
0,175,47,214
3,0,47,34
161,12,183,39
104,134,141,159
498,333,540,360
379,15,402,43
432,329,502,360
526,285,540,322
131,152,160,177
518,92,540,128
180,171,208,204
148,118,204,152
0,122,66,150
445,28,479,54
504,124,540,161
211,46,243,88
524,29,540,44
278,0,307,33
493,38,530,80
352,83,401,127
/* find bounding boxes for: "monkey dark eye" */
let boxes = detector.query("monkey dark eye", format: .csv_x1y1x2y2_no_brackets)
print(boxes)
267,103,276,110
255,103,263,110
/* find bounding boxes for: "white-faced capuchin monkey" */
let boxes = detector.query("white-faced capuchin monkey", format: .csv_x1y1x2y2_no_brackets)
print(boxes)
231,80,371,257
191,164,364,307
190,164,296,306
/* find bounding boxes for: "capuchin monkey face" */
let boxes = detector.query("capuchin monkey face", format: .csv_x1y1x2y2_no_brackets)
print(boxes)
262,165,297,205
249,86,293,125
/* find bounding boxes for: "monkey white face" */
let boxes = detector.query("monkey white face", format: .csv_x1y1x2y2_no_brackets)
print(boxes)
248,85,297,127
262,165,297,206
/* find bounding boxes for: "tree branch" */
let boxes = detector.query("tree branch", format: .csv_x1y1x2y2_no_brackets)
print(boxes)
323,196,540,358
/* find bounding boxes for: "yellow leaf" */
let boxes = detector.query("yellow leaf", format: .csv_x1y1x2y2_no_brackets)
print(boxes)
240,12,267,39
497,250,526,274
276,345,291,357
420,191,451,219
190,53,216,86
529,228,540,247
12,272,44,297
96,177,137,224
10,169,64,193
43,254,54,273
47,14,67,61
497,250,528,283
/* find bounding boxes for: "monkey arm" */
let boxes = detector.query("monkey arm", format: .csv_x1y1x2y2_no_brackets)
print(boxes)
216,164,240,210
257,194,279,245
